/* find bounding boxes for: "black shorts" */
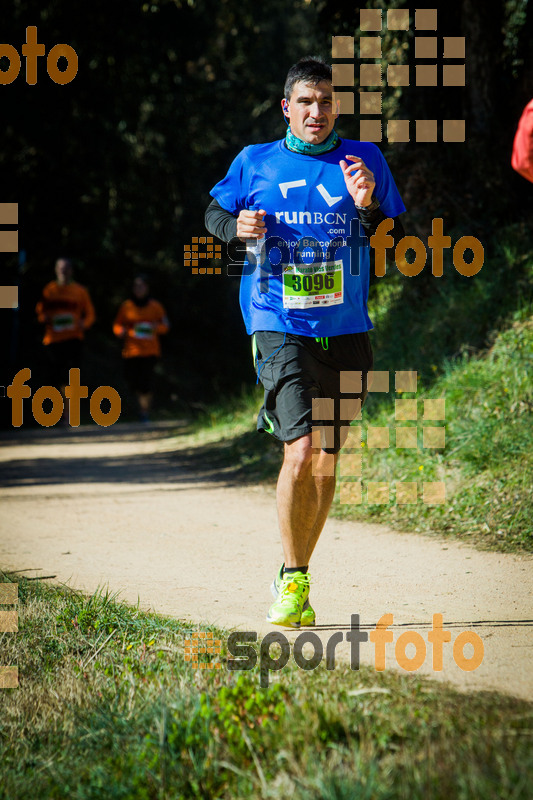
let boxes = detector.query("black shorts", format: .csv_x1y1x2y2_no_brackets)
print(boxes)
44,339,83,387
123,356,157,394
253,330,374,454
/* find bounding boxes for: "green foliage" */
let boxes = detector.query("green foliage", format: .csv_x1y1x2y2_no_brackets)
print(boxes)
339,217,532,551
504,0,530,77
367,222,533,388
199,675,286,758
333,312,533,551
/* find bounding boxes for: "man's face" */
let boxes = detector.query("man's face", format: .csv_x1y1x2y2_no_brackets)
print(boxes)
55,259,72,284
282,80,336,144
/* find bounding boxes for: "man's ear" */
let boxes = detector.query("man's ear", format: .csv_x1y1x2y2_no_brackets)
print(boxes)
334,97,340,119
281,98,290,118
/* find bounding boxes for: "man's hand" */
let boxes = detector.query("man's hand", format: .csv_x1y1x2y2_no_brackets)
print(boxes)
339,156,376,208
237,209,267,241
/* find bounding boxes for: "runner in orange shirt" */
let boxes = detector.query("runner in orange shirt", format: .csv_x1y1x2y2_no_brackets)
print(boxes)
36,258,95,418
113,274,169,422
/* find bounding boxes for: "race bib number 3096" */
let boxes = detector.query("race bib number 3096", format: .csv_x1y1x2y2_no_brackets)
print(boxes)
282,260,343,309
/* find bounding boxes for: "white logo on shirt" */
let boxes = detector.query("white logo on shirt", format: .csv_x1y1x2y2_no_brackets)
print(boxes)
278,179,307,198
274,210,347,226
316,184,343,207
277,180,344,208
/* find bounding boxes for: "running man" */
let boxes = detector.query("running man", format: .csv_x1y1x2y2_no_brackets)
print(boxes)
206,57,406,628
36,258,95,419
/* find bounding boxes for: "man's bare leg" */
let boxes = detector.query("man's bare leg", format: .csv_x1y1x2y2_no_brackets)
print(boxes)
276,433,337,568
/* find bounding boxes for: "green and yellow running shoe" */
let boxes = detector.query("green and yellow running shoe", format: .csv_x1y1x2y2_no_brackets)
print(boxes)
271,566,316,626
267,568,313,629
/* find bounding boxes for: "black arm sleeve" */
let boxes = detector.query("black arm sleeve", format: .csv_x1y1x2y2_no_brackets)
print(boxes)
357,206,405,261
205,198,238,243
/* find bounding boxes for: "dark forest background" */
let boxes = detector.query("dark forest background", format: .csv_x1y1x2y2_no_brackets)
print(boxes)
1,0,531,418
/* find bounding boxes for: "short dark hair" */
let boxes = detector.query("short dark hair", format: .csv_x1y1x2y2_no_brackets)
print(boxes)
284,57,332,101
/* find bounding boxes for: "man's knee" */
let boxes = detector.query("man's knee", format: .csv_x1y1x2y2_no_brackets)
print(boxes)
283,434,314,479
283,435,337,481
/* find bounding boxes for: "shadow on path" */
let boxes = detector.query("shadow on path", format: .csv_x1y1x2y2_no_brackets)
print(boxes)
0,420,282,490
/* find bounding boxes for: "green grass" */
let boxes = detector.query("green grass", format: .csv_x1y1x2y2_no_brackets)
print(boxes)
367,221,533,389
333,314,533,552
1,573,532,799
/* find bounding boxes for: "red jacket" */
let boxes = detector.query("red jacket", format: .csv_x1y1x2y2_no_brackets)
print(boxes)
512,99,533,183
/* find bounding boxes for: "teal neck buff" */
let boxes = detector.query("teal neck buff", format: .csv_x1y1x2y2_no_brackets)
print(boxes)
285,126,340,156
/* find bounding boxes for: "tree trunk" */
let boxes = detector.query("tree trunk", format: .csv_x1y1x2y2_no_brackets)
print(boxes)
461,0,507,140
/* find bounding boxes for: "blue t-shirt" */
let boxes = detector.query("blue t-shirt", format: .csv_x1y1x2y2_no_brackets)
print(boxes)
210,138,405,337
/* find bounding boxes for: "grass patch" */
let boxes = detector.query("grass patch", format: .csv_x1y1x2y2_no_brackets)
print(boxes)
367,220,533,390
333,315,533,552
1,573,532,799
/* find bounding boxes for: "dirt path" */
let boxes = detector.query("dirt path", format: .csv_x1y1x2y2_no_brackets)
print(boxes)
1,422,532,700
